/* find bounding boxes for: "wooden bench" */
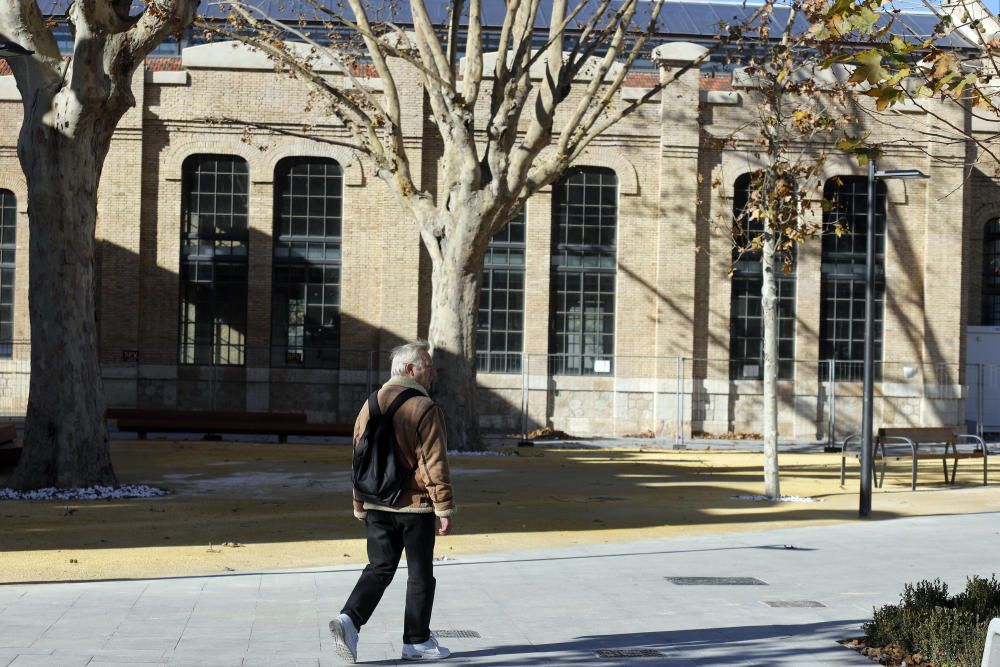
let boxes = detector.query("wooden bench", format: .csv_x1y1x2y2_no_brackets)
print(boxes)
106,409,352,442
840,427,988,490
0,422,20,466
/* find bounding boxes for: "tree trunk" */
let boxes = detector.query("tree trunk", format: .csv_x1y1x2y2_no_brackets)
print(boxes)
427,251,484,451
761,234,781,499
4,105,120,490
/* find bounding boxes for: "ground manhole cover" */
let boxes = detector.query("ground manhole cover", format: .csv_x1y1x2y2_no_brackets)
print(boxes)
765,600,825,608
432,630,481,638
596,649,666,658
666,576,768,585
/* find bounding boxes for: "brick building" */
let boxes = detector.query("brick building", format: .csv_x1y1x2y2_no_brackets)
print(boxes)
0,7,995,440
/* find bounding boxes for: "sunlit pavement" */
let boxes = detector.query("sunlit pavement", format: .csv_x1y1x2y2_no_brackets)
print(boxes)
1,511,998,665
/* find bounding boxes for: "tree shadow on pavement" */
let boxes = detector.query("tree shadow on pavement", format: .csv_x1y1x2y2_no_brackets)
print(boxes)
361,621,866,665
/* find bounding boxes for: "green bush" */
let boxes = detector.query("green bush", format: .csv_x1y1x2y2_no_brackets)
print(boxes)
917,606,989,667
864,575,999,666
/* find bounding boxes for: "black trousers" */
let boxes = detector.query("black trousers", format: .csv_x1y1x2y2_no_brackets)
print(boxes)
341,510,437,644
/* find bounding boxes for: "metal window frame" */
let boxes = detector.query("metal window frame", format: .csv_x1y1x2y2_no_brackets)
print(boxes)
0,190,15,358
819,176,886,380
550,168,618,376
728,173,797,380
271,157,344,369
178,155,250,366
477,207,526,374
982,219,1000,325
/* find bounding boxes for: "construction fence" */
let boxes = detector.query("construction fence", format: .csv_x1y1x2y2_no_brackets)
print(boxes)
0,342,988,442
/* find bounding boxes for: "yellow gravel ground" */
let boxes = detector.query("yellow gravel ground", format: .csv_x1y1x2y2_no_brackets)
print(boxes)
2,440,999,584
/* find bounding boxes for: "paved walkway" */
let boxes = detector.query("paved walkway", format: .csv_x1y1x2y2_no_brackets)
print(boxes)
1,511,998,666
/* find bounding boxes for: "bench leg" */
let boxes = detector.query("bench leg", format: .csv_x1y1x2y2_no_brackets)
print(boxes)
912,459,917,491
278,434,287,444
945,456,954,484
138,431,147,440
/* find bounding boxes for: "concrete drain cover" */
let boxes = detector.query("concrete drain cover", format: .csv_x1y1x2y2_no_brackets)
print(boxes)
432,630,481,638
666,576,768,585
765,600,825,608
596,649,666,658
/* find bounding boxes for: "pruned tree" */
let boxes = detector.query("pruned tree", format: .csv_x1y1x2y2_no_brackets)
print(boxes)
0,0,198,490
712,0,853,497
199,0,705,449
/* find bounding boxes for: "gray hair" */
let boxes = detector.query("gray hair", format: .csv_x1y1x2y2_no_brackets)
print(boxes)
390,340,430,377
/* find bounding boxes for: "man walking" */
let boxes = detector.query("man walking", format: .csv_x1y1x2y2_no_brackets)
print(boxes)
330,341,456,663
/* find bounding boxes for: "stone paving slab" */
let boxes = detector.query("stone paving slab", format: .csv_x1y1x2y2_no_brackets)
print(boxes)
2,512,999,665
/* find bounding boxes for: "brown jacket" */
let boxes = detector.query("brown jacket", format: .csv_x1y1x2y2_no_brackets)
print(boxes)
351,377,456,519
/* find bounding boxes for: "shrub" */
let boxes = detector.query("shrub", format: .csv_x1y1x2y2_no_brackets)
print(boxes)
917,606,989,667
863,575,1000,666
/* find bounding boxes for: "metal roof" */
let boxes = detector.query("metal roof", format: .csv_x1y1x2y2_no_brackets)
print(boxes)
31,0,973,48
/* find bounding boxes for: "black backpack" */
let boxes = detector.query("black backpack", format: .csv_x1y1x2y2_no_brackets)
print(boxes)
352,388,423,506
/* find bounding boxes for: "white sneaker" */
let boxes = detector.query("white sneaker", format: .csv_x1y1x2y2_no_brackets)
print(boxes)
329,613,358,663
401,636,451,660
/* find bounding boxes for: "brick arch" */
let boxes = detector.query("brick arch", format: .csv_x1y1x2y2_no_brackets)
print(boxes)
970,202,1000,231
160,136,263,182
0,178,27,213
261,143,365,187
536,148,639,195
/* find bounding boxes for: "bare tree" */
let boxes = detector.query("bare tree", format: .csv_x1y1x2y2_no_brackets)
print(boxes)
201,0,702,449
0,0,198,490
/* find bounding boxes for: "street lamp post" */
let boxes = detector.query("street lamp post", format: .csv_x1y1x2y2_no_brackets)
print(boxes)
859,160,929,518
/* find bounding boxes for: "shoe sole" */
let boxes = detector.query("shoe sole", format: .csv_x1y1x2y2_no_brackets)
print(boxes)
401,652,451,661
329,619,357,664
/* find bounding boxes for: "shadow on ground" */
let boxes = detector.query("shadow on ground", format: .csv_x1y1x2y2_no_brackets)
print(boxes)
2,440,998,582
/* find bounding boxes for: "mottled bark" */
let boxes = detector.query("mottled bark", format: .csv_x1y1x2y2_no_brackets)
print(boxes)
761,234,780,499
6,105,123,489
427,238,485,451
1,0,197,490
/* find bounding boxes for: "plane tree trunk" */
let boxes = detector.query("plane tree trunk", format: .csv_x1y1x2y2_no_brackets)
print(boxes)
1,0,197,490
5,89,128,490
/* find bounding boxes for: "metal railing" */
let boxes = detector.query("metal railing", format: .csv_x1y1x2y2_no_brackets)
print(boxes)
0,342,983,444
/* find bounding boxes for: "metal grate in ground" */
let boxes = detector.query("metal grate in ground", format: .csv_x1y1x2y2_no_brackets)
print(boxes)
431,630,481,638
665,576,768,585
596,649,667,658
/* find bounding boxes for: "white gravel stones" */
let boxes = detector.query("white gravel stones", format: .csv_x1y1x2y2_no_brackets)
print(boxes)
0,484,170,501
730,494,820,503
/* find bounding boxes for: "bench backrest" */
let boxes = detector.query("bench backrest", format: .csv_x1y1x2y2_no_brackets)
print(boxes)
877,427,956,445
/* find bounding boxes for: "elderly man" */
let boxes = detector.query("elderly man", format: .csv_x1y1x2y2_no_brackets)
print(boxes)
329,341,456,663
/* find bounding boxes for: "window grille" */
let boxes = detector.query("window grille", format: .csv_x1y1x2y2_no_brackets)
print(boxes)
271,158,343,368
728,173,797,380
178,155,249,366
477,206,525,374
819,176,886,380
549,168,617,376
983,219,1000,325
0,190,14,358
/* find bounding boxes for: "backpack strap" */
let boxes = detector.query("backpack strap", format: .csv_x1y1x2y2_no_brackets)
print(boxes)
384,388,424,418
367,390,382,419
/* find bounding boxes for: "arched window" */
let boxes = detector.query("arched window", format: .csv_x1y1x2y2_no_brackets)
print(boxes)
271,158,343,368
550,167,617,375
729,173,796,380
178,155,249,365
982,220,1000,325
478,206,526,373
0,190,15,358
819,176,886,380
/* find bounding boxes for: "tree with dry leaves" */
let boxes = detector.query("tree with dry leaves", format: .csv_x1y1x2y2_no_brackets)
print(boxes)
0,0,198,490
200,0,699,449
